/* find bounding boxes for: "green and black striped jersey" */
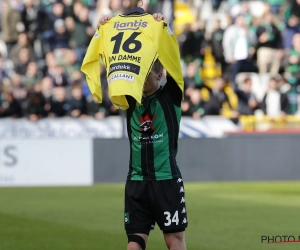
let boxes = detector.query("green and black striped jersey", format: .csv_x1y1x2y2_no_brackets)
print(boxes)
126,76,182,181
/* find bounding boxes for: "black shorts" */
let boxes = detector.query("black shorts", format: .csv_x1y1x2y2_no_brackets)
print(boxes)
124,178,188,235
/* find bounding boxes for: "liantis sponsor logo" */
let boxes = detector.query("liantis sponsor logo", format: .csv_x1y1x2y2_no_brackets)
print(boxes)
114,20,147,30
108,73,135,84
261,235,300,244
108,63,140,76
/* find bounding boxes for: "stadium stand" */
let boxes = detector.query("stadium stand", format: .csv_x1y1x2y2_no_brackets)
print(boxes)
0,0,300,131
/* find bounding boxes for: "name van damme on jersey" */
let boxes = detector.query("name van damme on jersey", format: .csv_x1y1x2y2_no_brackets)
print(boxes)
114,20,148,30
109,54,141,63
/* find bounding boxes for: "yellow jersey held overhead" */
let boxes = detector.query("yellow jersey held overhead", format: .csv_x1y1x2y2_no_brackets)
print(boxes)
81,8,184,110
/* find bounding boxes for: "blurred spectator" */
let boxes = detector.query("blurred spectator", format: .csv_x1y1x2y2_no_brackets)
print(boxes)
278,76,292,94
65,16,76,48
10,73,27,105
51,19,70,50
283,15,300,50
40,76,53,105
37,7,53,55
45,52,69,87
87,96,106,119
203,77,232,115
261,77,290,118
231,2,253,24
25,88,47,121
1,0,23,55
14,48,31,75
211,19,226,76
23,61,43,90
178,23,190,51
44,51,56,70
249,16,261,34
180,22,206,86
0,53,8,82
285,33,300,85
278,76,297,114
264,0,285,14
21,0,39,44
68,83,87,118
0,92,22,118
40,1,66,53
256,12,283,74
239,2,253,25
184,62,198,97
50,2,66,22
62,50,81,78
181,89,205,118
181,22,206,64
211,0,223,12
49,86,69,117
47,65,69,87
234,77,258,115
288,0,300,18
10,33,34,65
73,6,94,63
62,0,75,17
109,0,123,16
223,14,257,87
40,0,56,13
9,0,24,11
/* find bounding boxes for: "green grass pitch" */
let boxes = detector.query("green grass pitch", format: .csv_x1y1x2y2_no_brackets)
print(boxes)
1,182,300,250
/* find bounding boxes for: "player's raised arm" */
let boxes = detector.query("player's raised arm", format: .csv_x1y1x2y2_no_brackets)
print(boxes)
152,21,184,101
164,71,183,107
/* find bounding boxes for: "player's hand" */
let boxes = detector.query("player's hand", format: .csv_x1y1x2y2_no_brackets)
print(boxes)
98,15,112,26
153,13,168,24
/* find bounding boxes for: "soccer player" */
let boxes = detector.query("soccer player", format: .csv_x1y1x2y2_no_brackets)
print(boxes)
99,13,188,250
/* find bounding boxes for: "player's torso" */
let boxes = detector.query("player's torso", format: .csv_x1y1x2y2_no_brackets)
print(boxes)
131,91,168,148
128,89,182,180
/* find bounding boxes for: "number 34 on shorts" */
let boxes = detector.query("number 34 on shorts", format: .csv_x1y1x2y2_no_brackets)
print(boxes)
164,209,187,226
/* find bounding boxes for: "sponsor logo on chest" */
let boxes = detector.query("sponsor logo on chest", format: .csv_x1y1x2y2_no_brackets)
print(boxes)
114,20,148,30
108,73,135,84
108,63,140,76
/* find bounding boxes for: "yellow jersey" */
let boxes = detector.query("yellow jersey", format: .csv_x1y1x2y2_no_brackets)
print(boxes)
81,9,184,110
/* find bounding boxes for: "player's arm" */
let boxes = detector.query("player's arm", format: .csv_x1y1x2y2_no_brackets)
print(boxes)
164,72,182,107
98,13,167,26
153,19,184,102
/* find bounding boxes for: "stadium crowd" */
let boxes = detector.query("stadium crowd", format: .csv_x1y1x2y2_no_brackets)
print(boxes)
0,0,300,121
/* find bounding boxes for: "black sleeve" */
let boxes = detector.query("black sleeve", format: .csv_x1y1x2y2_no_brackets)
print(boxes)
163,76,182,107
125,95,136,107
